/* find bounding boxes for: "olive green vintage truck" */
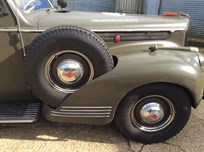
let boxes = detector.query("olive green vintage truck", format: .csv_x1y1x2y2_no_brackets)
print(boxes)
0,0,204,143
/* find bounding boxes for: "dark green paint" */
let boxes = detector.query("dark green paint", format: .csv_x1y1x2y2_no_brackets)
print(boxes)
0,0,204,124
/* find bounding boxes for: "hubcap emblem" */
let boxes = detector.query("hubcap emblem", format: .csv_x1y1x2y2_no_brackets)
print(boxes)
151,114,157,120
62,71,77,78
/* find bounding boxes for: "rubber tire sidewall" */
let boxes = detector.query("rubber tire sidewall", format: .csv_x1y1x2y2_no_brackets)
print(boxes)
115,84,191,144
26,26,114,107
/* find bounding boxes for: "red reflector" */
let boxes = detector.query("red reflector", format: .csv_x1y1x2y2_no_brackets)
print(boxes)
163,12,180,16
114,35,121,43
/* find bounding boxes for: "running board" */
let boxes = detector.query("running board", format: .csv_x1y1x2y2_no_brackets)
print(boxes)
0,101,41,123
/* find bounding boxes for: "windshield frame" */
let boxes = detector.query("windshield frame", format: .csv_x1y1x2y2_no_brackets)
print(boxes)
13,0,53,14
6,0,55,26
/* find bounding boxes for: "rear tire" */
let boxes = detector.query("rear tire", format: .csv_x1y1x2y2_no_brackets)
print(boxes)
115,84,191,144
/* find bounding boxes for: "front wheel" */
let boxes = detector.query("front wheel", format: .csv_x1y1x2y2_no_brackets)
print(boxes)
115,84,191,144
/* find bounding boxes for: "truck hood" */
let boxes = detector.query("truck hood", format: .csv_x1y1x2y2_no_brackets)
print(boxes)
37,10,189,32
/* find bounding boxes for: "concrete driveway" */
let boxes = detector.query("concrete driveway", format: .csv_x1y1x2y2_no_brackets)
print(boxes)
0,101,204,152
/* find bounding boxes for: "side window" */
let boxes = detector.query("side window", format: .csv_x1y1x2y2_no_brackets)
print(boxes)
0,0,16,27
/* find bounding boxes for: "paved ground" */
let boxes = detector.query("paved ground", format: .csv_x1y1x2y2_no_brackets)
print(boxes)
0,102,204,152
0,47,203,152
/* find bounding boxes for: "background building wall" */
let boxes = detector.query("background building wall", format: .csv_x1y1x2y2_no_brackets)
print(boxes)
115,0,142,13
51,0,142,13
144,0,204,39
51,0,116,12
143,0,160,15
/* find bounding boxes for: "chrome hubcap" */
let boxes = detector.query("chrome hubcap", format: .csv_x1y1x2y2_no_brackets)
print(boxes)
45,50,94,93
140,102,164,124
57,59,84,84
131,95,175,132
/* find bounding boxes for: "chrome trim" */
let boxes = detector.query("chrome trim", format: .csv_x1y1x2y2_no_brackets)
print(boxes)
189,47,199,53
18,24,26,56
47,0,54,8
60,109,111,112
51,106,112,118
7,0,29,24
157,46,200,52
91,29,183,33
0,28,18,32
20,29,177,33
140,102,164,124
21,29,45,33
50,114,110,118
51,111,111,115
18,28,181,33
45,50,94,93
7,0,26,55
0,28,180,34
0,120,34,123
61,106,112,109
57,59,84,84
131,95,175,132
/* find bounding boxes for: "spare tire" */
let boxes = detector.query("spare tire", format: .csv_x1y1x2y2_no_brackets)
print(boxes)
25,26,114,107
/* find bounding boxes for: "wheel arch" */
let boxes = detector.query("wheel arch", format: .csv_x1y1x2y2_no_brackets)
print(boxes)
116,82,196,112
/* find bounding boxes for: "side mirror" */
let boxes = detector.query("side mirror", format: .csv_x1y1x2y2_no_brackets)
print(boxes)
0,2,8,17
57,0,67,9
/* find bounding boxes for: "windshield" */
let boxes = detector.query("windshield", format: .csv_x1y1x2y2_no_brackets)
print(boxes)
14,0,52,13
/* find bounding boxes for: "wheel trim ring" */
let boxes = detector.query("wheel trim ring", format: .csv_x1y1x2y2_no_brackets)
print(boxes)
131,95,175,132
44,50,94,93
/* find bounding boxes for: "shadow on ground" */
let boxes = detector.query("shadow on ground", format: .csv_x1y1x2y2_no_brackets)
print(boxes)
1,103,204,152
0,118,123,142
0,118,134,152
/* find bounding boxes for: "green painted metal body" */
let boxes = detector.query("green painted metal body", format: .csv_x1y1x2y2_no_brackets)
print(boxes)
1,0,204,124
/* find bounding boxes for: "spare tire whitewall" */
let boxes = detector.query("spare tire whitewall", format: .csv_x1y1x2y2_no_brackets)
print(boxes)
25,26,114,107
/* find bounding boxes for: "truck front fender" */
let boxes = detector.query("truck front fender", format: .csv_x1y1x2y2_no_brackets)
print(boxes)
43,49,204,124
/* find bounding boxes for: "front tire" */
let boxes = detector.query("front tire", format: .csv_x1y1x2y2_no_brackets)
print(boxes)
115,84,191,144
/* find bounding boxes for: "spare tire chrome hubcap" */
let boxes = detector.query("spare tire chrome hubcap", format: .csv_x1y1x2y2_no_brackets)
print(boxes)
57,59,84,84
45,50,94,93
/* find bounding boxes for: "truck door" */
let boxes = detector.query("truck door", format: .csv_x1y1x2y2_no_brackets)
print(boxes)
0,0,31,100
